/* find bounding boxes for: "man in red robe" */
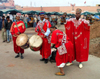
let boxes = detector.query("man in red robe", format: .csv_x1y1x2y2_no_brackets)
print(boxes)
10,13,26,59
65,8,90,68
35,12,51,64
50,26,74,76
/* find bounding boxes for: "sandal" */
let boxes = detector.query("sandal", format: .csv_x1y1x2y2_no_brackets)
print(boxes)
55,72,65,76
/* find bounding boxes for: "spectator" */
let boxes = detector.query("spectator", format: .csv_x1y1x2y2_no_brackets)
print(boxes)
57,16,61,27
33,16,37,27
23,15,28,28
5,16,13,43
1,16,7,42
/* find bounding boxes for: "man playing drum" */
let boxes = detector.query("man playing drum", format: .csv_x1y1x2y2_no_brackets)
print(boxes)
35,12,51,64
10,13,26,59
50,26,74,76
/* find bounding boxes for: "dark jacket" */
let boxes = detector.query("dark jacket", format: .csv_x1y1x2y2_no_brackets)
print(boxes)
0,19,6,30
5,20,13,30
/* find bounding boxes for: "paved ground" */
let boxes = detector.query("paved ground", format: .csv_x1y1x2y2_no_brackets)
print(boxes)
0,27,100,79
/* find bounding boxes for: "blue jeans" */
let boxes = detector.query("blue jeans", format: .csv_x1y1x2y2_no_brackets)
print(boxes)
6,30,12,42
33,22,37,27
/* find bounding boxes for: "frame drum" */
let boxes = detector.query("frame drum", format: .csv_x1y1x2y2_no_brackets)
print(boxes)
16,33,29,49
29,35,43,51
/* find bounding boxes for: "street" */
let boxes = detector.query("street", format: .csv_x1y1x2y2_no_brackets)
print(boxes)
0,28,100,79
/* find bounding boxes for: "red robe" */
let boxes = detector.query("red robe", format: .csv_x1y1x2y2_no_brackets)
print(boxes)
51,29,74,66
65,18,90,62
10,21,26,54
35,19,51,59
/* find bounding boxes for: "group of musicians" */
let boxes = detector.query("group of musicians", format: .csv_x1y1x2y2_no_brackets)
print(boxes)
10,8,90,76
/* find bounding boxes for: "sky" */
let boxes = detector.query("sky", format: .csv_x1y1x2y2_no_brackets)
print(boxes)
14,0,100,7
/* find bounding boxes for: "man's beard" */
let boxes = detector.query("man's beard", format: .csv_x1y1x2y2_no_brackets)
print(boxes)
41,17,44,20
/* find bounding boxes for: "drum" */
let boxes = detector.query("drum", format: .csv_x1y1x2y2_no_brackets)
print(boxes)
16,33,29,49
29,35,43,51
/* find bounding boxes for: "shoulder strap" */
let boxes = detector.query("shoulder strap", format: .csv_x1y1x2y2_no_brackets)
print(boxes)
38,21,46,34
62,32,66,44
15,21,21,33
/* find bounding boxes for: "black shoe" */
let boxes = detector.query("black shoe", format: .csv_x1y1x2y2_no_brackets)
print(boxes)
15,54,19,58
3,41,5,42
40,58,45,61
21,55,24,59
44,59,48,64
7,41,10,43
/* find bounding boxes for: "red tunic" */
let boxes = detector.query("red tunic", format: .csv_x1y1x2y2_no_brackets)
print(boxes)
65,18,90,62
51,29,74,66
35,19,51,59
10,21,26,54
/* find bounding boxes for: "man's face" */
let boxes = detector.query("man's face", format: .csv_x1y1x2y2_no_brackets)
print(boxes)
76,12,81,19
62,14,65,18
62,13,67,18
7,18,9,21
2,17,5,20
45,17,49,20
40,14,45,20
16,16,20,21
50,28,55,33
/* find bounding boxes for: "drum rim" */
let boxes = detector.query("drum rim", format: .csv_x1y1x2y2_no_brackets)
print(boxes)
16,33,28,46
29,35,43,48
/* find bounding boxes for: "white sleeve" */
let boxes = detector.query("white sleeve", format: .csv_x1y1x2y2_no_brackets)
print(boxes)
44,28,51,36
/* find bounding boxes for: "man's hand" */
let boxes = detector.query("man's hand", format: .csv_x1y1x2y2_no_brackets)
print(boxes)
13,34,18,37
13,34,16,37
17,32,21,34
44,35,47,38
51,44,55,48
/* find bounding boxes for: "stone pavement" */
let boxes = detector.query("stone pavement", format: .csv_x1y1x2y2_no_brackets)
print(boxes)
0,28,100,79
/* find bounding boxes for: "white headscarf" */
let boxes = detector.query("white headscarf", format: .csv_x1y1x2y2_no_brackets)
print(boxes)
16,13,21,17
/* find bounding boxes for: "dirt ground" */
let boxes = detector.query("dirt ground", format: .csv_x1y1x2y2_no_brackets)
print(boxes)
90,21,100,39
89,21,100,57
0,27,100,79
0,26,100,79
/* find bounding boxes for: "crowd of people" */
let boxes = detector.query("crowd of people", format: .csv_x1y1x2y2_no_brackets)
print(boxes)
0,12,69,43
0,8,90,76
0,16,12,43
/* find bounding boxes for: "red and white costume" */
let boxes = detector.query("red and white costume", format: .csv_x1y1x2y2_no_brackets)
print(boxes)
10,21,26,54
51,29,74,67
65,18,90,62
35,19,51,59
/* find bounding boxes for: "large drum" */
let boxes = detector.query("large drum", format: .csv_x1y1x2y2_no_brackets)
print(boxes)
29,35,43,51
16,33,29,49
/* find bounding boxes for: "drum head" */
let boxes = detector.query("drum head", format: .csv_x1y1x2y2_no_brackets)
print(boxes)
16,33,28,46
29,35,43,48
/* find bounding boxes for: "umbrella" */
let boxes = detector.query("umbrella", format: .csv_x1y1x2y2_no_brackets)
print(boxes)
1,9,22,15
46,12,53,15
81,11,94,15
95,12,100,15
22,10,36,15
34,11,46,15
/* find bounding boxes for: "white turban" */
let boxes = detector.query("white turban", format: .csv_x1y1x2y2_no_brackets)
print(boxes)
16,13,21,17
